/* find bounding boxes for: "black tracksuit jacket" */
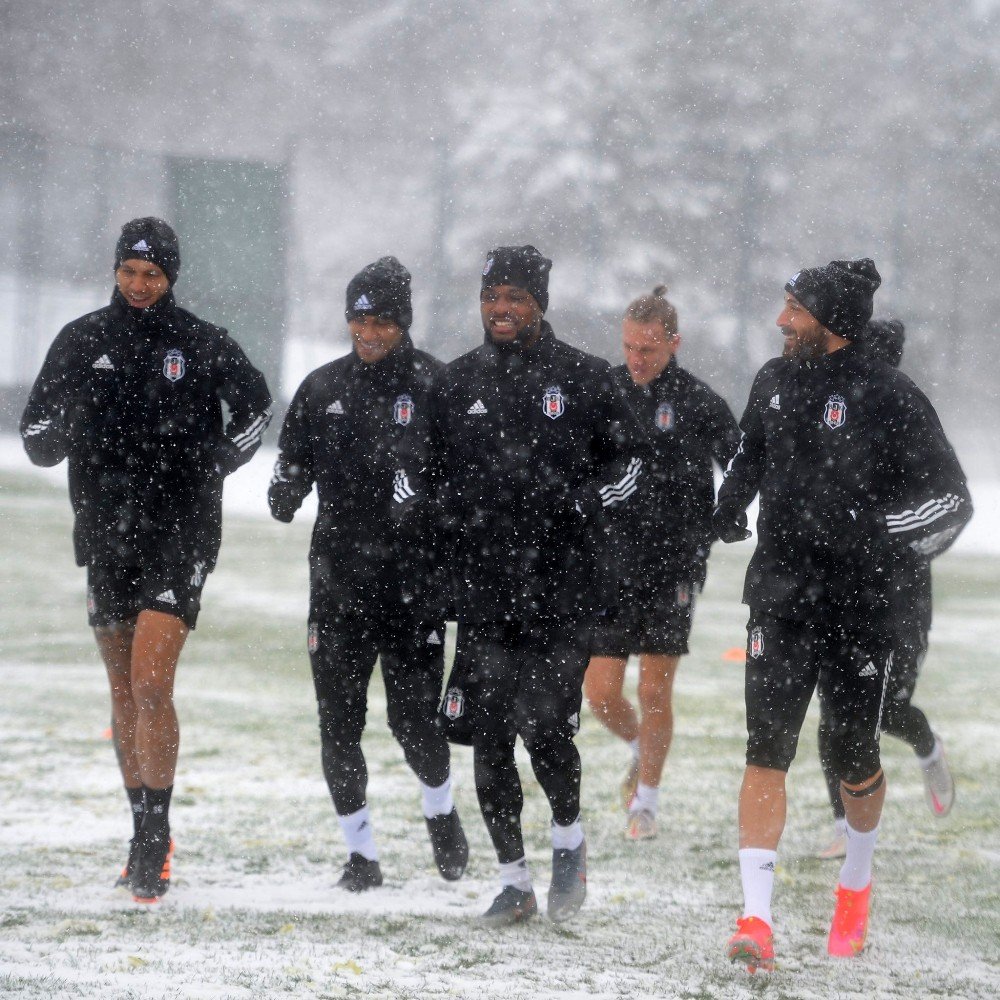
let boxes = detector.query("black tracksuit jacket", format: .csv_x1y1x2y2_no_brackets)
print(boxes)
607,359,740,596
717,342,971,623
268,337,444,614
398,323,649,623
20,290,272,568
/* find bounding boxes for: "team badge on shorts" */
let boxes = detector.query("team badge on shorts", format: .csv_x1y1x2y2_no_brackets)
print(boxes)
542,385,565,419
307,623,319,654
749,626,764,659
655,401,675,432
163,349,186,382
86,587,96,617
393,394,414,426
676,581,691,607
823,394,847,429
443,687,465,720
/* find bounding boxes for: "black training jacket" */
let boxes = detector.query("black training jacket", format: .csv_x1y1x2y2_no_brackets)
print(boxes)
607,359,740,594
20,290,272,569
396,322,649,623
716,342,971,622
268,337,444,613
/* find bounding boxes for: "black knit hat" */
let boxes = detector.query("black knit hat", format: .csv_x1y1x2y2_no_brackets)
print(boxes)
860,318,905,368
481,245,552,313
784,258,881,340
114,217,181,285
345,256,413,331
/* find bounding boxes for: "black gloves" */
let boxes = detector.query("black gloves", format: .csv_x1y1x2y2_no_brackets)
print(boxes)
712,502,751,543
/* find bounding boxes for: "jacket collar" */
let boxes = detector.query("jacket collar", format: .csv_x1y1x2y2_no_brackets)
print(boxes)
347,332,415,381
110,288,178,337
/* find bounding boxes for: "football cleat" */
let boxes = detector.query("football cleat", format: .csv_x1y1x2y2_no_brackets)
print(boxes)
620,758,640,812
336,852,383,892
425,808,469,881
816,826,848,861
922,737,955,817
625,809,657,841
727,915,775,974
547,841,587,922
828,883,871,957
115,836,141,888
480,885,538,927
131,836,174,904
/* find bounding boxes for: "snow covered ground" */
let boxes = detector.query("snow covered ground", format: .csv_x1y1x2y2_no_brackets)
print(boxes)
1,443,998,999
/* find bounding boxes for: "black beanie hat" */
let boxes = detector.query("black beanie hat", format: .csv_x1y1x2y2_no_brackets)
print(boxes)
860,318,905,368
114,217,181,285
345,256,413,331
784,258,881,340
481,245,553,313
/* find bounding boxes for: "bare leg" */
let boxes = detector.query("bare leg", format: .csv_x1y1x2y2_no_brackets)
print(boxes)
841,770,886,833
130,610,188,789
636,654,680,788
738,765,787,850
584,656,636,742
95,621,140,787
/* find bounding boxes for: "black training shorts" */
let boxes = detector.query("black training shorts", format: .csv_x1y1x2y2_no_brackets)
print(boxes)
86,560,209,630
590,580,697,657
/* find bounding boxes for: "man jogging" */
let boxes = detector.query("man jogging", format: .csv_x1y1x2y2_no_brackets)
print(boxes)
269,256,467,891
584,285,739,841
816,318,957,860
396,245,647,925
21,217,272,903
713,259,971,971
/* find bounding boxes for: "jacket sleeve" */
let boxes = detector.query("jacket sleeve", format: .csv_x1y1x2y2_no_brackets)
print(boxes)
267,381,315,523
708,391,742,473
715,368,769,513
877,384,972,558
20,327,73,467
212,334,273,476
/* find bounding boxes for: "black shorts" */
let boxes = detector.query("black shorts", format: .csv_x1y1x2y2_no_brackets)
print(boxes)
86,560,209,630
439,617,595,746
590,580,697,657
744,611,892,778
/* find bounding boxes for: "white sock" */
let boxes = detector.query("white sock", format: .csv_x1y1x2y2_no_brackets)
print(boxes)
628,738,640,760
839,823,878,891
739,848,777,926
917,737,943,769
551,818,585,851
337,805,378,862
629,782,659,817
420,777,454,819
499,857,532,891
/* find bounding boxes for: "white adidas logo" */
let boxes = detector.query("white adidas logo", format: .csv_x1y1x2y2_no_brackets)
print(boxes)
326,400,345,415
769,394,780,410
426,630,442,645
467,400,488,415
131,240,151,252
155,590,178,605
353,294,372,310
859,661,877,678
92,355,115,370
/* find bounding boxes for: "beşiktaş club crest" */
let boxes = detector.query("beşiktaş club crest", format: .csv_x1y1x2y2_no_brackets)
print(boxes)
393,394,414,426
443,686,465,720
542,385,565,419
823,394,847,429
655,401,675,432
163,349,185,382
749,626,764,659
676,581,691,607
307,623,319,654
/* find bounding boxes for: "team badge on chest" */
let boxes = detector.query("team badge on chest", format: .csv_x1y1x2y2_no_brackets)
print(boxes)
393,394,414,426
655,401,675,432
749,626,765,659
542,385,565,419
163,349,185,382
823,394,847,429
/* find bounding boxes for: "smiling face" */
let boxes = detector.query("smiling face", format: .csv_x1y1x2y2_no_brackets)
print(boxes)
115,259,171,309
622,318,679,386
776,292,830,359
480,284,543,346
348,314,404,364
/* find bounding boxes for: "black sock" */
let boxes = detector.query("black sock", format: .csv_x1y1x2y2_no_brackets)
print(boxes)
142,785,173,841
126,786,145,838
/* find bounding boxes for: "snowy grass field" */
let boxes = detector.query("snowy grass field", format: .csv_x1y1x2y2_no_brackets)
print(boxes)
1,464,998,999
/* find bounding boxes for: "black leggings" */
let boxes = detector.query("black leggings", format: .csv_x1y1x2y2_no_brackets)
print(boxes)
309,611,450,816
